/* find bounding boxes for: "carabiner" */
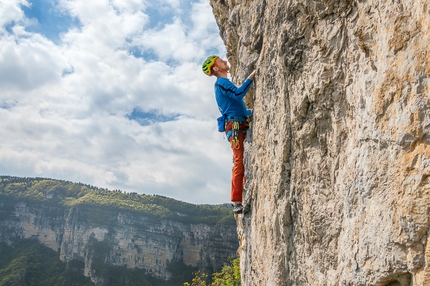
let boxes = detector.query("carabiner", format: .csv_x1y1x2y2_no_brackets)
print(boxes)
232,121,240,130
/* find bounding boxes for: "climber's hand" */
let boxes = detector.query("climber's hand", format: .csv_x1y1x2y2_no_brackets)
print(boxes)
248,70,256,80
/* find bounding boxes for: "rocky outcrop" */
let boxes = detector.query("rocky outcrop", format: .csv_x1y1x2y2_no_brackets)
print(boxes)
0,198,238,285
210,0,429,285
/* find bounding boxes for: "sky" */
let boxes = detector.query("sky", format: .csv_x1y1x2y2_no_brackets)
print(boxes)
0,0,232,204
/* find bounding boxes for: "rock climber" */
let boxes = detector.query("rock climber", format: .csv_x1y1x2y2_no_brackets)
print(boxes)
202,55,256,214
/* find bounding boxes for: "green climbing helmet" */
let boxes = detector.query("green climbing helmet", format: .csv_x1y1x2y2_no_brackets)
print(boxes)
202,55,219,76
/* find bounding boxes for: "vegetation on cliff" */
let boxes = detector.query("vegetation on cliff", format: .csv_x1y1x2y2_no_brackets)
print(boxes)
0,176,234,225
0,176,238,285
0,239,93,286
86,235,197,285
0,238,195,286
0,237,239,286
184,257,241,286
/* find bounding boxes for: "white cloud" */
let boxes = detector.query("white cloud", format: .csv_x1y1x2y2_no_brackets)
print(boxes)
59,0,148,49
0,33,68,92
110,0,148,13
134,17,199,62
189,0,221,44
0,0,232,204
0,0,29,30
131,0,225,63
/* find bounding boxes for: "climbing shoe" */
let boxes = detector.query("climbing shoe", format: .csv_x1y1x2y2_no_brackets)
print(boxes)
233,203,244,214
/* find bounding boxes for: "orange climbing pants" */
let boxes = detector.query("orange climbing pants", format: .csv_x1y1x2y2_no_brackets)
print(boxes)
226,121,248,203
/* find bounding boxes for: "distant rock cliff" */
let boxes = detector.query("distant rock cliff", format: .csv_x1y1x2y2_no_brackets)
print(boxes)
0,177,238,285
210,0,429,285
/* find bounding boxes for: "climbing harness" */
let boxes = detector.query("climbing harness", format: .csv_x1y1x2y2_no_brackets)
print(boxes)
224,117,248,149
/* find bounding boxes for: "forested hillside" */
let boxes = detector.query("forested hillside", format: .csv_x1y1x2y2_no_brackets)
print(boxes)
0,176,234,225
0,239,94,286
0,176,238,285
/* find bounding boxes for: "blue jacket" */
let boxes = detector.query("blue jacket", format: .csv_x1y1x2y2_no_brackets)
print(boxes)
214,77,253,119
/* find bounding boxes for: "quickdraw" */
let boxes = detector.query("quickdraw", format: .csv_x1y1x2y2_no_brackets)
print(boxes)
231,121,241,149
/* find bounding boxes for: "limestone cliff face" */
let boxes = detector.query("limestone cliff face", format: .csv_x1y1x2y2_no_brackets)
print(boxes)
210,0,429,285
0,199,238,285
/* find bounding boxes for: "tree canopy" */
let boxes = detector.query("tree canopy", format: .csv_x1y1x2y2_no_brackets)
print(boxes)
0,176,235,226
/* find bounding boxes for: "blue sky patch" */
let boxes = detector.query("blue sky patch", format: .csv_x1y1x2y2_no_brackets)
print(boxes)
21,0,81,43
128,46,160,62
146,3,178,29
127,45,182,67
61,66,75,77
4,22,15,34
127,107,179,126
0,100,17,110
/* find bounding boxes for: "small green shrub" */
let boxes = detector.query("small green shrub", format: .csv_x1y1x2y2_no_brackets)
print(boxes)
184,257,241,286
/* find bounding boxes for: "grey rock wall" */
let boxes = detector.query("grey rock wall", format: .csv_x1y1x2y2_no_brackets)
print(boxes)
210,0,430,285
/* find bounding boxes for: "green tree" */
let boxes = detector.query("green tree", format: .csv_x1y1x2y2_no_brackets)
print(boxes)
184,258,241,286
184,270,208,286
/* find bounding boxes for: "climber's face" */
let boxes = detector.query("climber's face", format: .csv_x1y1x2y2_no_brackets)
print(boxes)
214,58,229,73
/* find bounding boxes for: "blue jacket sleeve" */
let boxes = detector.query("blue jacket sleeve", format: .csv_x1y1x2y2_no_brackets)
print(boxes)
215,78,253,101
